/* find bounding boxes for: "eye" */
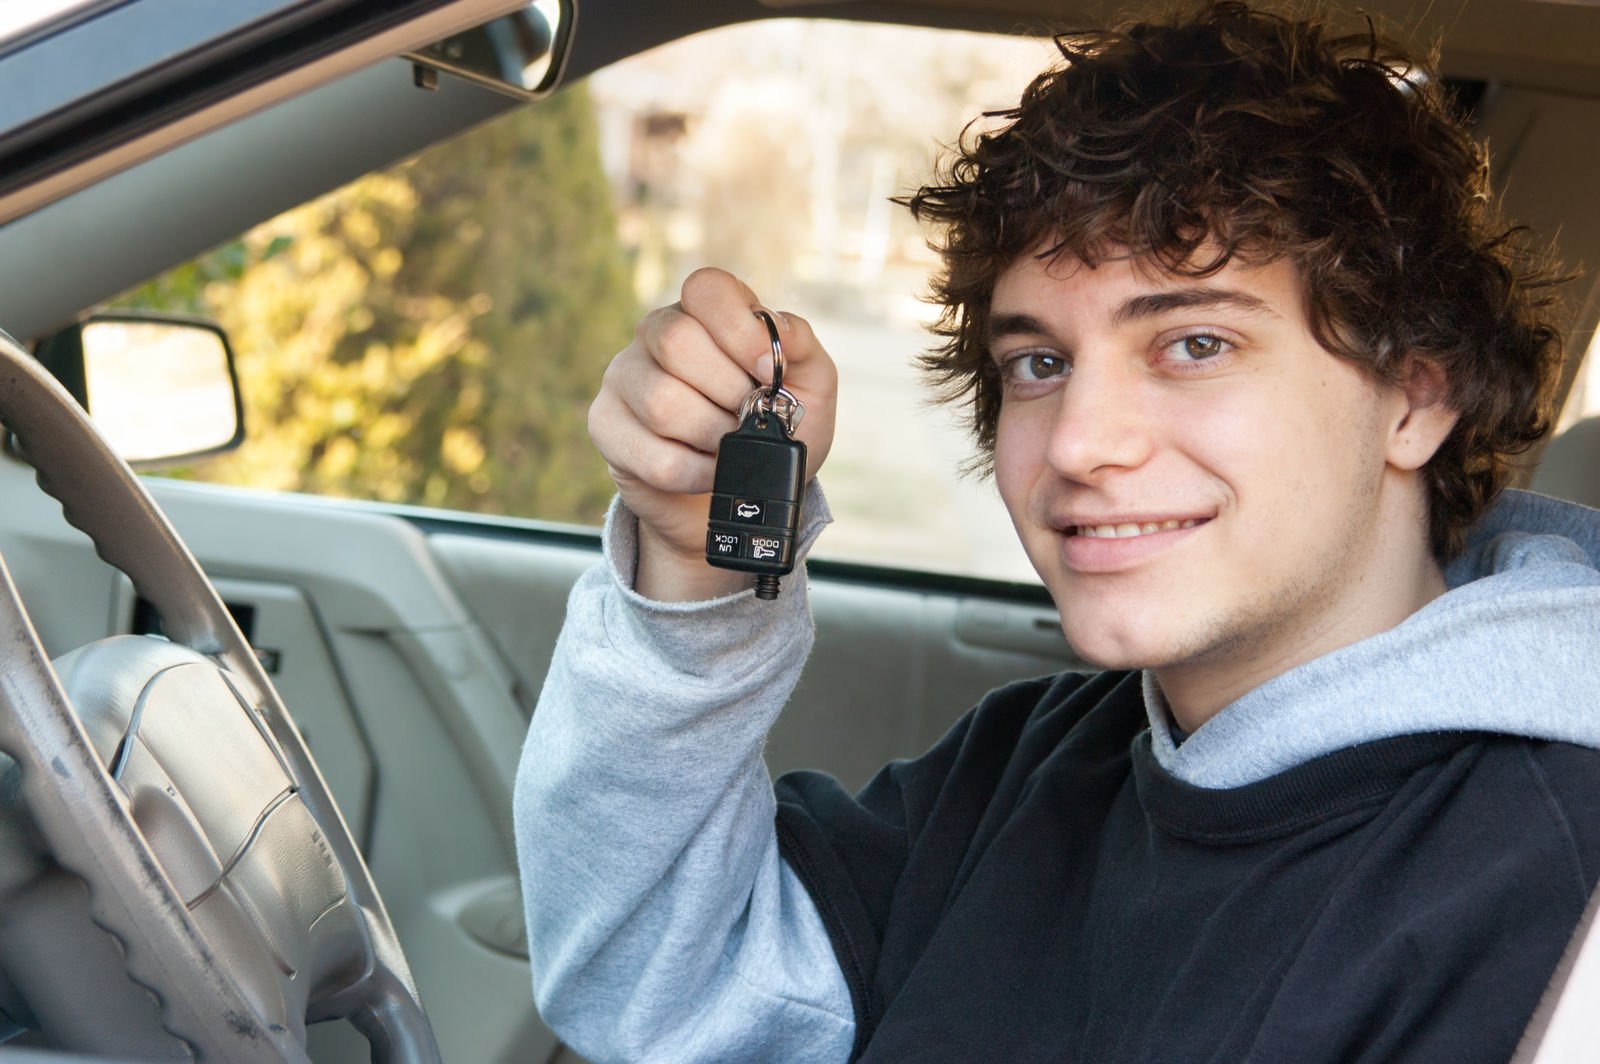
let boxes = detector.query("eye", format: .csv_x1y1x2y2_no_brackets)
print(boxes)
1001,349,1069,384
1163,333,1232,363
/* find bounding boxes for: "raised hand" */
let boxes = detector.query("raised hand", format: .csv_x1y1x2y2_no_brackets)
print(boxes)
588,268,837,601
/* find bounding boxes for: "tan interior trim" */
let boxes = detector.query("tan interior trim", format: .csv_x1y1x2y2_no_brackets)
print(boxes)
0,0,530,228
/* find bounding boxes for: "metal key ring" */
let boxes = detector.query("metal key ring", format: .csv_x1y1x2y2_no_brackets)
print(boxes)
753,308,784,396
738,385,805,432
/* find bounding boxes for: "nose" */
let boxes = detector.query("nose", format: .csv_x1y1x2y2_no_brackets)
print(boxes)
1043,359,1155,483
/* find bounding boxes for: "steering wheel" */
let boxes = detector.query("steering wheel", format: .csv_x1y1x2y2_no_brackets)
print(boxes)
0,327,440,1061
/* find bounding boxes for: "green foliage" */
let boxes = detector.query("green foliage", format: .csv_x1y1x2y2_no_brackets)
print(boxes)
117,82,635,526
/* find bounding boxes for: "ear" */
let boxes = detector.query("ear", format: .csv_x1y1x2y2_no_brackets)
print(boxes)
1385,355,1458,472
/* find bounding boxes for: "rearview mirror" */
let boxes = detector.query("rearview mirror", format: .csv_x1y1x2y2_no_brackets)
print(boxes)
32,313,245,468
406,0,574,99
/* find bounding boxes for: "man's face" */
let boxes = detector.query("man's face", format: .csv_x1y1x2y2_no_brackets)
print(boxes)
990,251,1421,704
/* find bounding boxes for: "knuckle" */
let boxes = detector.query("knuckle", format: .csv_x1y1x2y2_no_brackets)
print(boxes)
639,302,678,336
681,266,734,305
587,392,619,451
653,313,701,363
599,350,629,389
643,448,692,494
637,383,681,431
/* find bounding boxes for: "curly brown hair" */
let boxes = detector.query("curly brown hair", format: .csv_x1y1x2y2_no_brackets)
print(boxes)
904,1,1568,559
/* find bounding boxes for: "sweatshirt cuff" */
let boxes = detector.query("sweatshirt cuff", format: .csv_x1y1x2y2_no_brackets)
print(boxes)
592,481,832,673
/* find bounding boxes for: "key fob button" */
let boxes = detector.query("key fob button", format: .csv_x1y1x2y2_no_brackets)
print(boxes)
709,495,797,528
743,534,790,565
706,530,743,558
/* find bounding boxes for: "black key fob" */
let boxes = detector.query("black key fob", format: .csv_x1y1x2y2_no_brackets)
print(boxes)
706,408,806,600
705,308,806,600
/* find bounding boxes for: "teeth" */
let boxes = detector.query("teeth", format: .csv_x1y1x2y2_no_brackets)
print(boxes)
1075,518,1200,538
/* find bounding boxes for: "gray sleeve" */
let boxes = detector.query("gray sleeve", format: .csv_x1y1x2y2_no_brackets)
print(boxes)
514,485,856,1064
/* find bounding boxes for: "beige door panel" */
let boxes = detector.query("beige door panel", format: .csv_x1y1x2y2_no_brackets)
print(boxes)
426,534,1087,793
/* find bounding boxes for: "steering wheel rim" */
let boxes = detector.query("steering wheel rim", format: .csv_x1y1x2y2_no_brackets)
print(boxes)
0,328,440,1061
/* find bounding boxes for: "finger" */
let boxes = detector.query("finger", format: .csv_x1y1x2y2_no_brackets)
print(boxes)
638,303,759,414
759,309,836,401
615,356,739,455
589,387,718,496
678,268,836,400
677,268,777,383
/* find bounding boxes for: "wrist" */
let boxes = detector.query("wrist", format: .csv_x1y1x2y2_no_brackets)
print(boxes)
635,522,751,602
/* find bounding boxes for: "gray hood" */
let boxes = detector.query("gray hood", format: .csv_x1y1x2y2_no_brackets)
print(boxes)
1147,489,1600,788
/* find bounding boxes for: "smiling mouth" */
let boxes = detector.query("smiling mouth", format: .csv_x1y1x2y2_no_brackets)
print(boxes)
1066,518,1208,539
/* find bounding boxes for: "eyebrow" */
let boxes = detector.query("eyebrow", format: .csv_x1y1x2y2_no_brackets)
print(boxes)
986,313,1052,347
1111,287,1276,325
986,287,1278,350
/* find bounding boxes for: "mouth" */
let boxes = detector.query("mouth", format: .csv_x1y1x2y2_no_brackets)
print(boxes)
1066,517,1206,539
1052,513,1214,574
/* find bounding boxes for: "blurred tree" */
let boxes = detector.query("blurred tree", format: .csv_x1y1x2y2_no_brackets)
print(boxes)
117,82,635,526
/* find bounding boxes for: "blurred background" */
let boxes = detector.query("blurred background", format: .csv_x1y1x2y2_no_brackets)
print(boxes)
119,17,1600,582
120,19,1056,582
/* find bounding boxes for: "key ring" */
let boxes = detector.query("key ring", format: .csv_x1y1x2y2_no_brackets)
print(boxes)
753,308,784,396
738,386,805,433
744,308,804,434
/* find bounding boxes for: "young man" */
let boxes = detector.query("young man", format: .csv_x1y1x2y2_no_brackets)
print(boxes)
517,3,1600,1061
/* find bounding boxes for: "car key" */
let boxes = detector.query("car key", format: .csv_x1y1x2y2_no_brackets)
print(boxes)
705,309,807,600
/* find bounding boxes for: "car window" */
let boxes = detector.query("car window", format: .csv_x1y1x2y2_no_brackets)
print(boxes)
1558,328,1600,430
114,20,1059,584
0,1,99,47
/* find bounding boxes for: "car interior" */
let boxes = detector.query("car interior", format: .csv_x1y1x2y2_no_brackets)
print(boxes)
0,0,1598,1061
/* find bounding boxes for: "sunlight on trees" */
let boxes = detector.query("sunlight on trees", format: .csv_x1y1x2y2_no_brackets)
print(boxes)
118,83,635,526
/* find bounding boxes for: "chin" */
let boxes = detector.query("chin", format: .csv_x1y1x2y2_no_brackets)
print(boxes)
1058,616,1175,672
1047,576,1179,668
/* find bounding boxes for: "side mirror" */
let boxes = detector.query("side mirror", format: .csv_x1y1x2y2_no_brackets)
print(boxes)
31,313,245,469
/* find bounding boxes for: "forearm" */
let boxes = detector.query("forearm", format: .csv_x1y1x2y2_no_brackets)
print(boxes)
514,487,853,1063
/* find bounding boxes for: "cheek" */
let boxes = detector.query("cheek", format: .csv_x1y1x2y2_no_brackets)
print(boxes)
991,408,1039,512
1279,371,1391,495
1197,372,1386,541
1160,389,1260,494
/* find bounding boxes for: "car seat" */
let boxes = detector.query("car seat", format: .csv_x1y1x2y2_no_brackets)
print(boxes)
1531,416,1600,508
